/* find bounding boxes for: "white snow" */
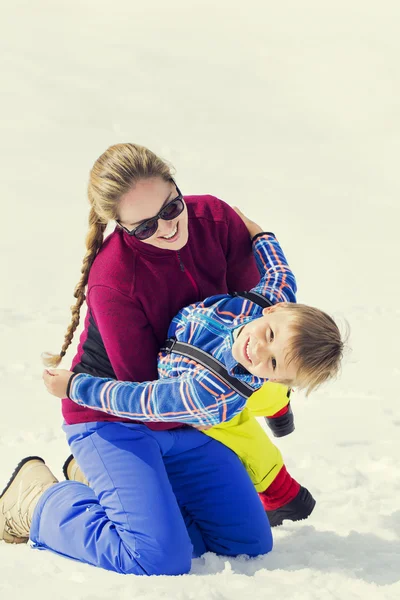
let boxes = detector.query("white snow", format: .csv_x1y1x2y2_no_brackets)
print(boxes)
1,1,399,598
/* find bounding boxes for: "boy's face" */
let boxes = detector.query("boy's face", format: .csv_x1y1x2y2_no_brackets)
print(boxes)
231,304,298,382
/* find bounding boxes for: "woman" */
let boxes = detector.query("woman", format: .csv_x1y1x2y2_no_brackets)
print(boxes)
0,143,273,574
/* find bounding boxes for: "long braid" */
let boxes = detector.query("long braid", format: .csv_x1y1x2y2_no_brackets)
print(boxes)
42,210,106,367
43,142,173,368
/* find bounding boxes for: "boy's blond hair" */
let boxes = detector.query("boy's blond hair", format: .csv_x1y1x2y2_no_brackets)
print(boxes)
281,304,345,395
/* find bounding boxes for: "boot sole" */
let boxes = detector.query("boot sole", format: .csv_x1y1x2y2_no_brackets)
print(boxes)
269,508,315,527
0,456,45,500
267,487,316,527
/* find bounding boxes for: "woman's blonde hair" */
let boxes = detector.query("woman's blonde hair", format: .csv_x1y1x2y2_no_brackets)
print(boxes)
281,304,347,395
43,143,173,367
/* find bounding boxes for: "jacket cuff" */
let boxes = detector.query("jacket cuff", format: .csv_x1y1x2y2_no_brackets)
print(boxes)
251,231,275,243
66,373,79,400
265,402,295,437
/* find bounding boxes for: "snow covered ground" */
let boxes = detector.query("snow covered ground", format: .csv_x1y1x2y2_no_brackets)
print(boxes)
1,1,399,598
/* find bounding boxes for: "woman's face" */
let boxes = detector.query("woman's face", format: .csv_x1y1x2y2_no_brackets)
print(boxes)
117,177,189,251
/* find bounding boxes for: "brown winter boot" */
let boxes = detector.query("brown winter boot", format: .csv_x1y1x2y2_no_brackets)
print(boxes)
62,454,89,486
0,456,58,544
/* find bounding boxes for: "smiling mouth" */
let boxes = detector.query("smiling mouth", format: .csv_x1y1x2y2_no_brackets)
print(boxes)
160,222,179,242
243,338,252,364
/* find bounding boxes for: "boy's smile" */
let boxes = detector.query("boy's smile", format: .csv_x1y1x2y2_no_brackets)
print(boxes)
232,304,299,383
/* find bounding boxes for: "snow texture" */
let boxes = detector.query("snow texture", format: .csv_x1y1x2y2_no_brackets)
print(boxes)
0,1,399,598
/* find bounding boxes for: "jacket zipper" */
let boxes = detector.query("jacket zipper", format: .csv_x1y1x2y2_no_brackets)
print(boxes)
176,251,200,297
177,250,185,271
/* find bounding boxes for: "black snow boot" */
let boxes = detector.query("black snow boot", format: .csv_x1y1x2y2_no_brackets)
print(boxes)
266,486,316,527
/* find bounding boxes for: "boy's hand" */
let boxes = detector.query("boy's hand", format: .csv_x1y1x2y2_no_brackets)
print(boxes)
42,369,74,398
233,207,263,239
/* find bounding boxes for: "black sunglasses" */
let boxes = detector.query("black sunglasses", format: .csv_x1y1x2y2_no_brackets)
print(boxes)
117,185,185,241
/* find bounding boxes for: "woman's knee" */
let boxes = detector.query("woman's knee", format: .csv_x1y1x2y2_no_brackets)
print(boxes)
211,531,273,559
239,514,273,557
256,528,273,556
119,535,193,576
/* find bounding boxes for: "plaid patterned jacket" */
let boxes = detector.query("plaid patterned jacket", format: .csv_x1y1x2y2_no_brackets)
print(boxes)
68,233,297,427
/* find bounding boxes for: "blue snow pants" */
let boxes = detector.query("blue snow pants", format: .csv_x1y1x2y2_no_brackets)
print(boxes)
30,422,272,575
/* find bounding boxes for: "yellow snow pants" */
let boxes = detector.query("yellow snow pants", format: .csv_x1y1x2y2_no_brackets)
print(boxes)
204,382,289,492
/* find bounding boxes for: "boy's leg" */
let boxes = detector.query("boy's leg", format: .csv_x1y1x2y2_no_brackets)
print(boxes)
206,408,284,491
30,422,192,575
164,428,273,557
258,465,299,510
260,466,316,526
206,410,315,525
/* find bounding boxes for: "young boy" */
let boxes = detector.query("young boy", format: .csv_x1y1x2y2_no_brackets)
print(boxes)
43,211,344,525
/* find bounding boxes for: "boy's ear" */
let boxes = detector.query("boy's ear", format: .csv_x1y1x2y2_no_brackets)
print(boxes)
262,302,288,316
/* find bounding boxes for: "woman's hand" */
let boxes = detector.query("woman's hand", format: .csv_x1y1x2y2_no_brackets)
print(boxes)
42,369,74,398
233,207,263,238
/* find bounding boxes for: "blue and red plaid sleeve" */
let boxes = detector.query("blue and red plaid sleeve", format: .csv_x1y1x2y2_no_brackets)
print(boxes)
251,233,297,303
68,367,248,428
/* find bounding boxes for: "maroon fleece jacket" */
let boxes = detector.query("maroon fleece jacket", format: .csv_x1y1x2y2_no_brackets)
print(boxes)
63,194,259,428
